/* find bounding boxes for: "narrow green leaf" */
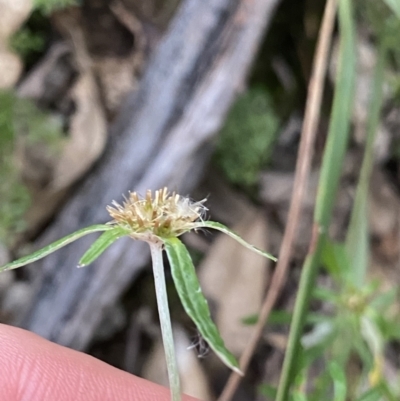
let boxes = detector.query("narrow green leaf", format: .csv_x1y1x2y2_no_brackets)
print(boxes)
345,37,387,286
0,224,112,272
164,237,241,374
277,1,356,399
361,316,383,358
78,226,128,267
382,0,400,19
329,361,347,401
314,0,356,228
195,221,277,261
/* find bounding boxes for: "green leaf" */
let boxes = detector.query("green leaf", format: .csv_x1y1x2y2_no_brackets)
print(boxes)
355,388,382,401
78,226,128,267
258,383,277,399
164,237,241,374
312,286,338,303
314,0,356,228
361,316,383,358
382,0,400,19
321,238,350,282
195,221,277,261
345,36,387,287
0,224,112,272
329,361,347,401
242,310,293,326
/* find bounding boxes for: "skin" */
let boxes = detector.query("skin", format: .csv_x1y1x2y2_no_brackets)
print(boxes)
0,324,201,401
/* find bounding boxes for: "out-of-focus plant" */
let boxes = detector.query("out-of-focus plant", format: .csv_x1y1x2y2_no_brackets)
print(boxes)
10,28,46,61
33,0,79,14
0,90,64,244
214,87,279,188
271,0,400,399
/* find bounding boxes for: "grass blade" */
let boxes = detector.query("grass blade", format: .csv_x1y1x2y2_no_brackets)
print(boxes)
196,221,277,261
276,0,356,399
345,38,387,286
0,224,111,272
78,226,128,267
164,236,241,374
329,361,347,401
314,0,356,227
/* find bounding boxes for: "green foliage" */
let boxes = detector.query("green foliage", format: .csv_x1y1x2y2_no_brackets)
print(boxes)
275,0,400,400
0,159,31,244
297,260,400,400
0,91,16,149
33,0,78,14
9,28,46,60
214,87,279,187
359,0,400,68
15,102,63,153
0,91,29,244
0,90,64,243
165,237,241,374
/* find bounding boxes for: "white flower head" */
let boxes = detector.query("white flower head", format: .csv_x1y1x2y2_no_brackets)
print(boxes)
107,187,207,240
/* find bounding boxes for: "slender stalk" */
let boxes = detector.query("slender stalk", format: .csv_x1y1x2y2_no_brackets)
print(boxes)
275,0,356,399
218,0,337,398
149,241,181,401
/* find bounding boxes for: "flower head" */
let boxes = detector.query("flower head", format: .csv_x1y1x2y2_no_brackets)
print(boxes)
107,187,207,240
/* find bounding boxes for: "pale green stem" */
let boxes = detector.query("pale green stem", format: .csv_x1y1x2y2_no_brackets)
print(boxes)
149,241,181,401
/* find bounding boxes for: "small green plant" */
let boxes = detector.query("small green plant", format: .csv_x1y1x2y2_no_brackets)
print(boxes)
0,90,64,244
214,87,279,188
0,188,276,401
9,28,46,61
270,0,400,399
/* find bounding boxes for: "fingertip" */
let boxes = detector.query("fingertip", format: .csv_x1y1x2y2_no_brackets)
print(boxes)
0,324,202,401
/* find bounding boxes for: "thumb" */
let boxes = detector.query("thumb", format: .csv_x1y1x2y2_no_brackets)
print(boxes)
0,324,201,401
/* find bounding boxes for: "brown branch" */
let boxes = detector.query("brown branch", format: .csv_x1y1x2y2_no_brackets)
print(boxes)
217,0,338,399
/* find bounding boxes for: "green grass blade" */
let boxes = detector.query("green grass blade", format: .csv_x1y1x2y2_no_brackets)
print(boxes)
78,226,128,267
0,224,111,272
329,362,347,401
195,221,277,261
345,38,387,286
276,0,356,399
164,237,242,374
314,0,356,227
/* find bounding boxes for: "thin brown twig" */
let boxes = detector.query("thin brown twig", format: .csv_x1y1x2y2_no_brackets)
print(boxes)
217,0,338,399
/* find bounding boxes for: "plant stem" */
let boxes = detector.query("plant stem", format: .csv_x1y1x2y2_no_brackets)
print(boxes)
149,241,181,401
275,0,356,399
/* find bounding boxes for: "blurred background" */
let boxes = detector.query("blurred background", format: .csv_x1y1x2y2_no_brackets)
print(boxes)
0,0,400,400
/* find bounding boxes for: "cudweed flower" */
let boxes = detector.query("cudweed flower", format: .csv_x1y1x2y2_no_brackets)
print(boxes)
1,188,276,401
106,188,207,240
